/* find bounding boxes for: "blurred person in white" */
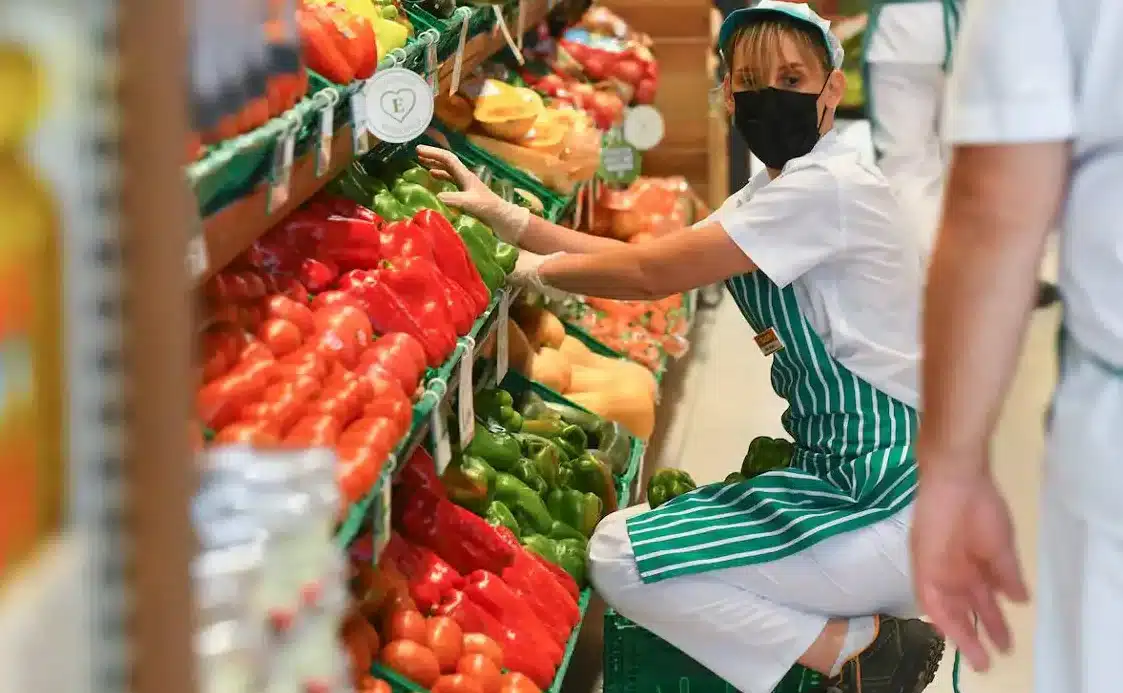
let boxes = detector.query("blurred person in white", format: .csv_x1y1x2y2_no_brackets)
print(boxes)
911,0,1123,691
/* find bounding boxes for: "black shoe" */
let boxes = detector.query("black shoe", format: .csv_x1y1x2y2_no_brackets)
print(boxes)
1036,281,1060,309
824,616,944,693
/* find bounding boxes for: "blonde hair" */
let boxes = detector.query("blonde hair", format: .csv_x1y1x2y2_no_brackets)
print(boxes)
728,18,831,90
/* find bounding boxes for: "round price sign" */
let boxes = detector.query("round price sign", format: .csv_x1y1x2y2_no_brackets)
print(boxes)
622,105,665,151
363,68,435,144
598,128,641,185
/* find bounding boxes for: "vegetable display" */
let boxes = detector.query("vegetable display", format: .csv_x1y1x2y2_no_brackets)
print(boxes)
646,469,697,510
740,436,794,479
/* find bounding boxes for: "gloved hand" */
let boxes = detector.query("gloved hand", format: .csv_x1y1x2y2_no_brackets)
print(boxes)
416,145,531,245
508,251,571,301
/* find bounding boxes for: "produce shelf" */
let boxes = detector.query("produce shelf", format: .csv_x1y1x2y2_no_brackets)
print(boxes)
334,286,519,548
193,0,554,287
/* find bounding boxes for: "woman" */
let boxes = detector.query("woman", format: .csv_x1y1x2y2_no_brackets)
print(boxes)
419,3,943,692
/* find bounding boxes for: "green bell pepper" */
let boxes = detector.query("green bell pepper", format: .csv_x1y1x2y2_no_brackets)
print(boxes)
521,534,560,565
393,180,456,218
512,458,549,497
555,538,588,586
453,216,505,292
398,165,436,190
485,500,521,538
326,168,371,204
561,452,619,513
520,418,588,457
527,445,559,490
646,469,697,509
548,520,587,544
440,455,497,514
372,189,408,222
724,471,747,485
493,241,519,275
463,421,521,472
433,178,459,196
546,487,602,538
474,388,523,432
495,473,554,534
521,396,603,437
740,436,795,479
595,421,632,475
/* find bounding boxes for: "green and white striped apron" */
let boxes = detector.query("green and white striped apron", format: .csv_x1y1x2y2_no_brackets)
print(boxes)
861,0,963,161
626,270,919,583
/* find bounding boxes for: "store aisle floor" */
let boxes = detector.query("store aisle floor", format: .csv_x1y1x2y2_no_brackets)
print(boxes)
651,295,1059,693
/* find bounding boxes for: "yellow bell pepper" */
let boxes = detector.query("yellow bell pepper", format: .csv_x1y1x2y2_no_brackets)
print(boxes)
372,17,409,63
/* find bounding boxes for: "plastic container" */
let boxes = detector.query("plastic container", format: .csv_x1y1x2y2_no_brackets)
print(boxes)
603,610,824,693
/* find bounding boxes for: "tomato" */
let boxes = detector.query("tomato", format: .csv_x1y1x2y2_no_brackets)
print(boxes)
379,640,441,688
425,617,463,673
364,679,392,693
497,673,541,693
265,375,321,403
460,634,503,669
213,421,279,446
202,328,242,366
432,675,484,693
279,346,330,378
343,631,373,686
363,396,413,437
238,303,265,331
609,58,645,86
357,335,426,395
310,329,359,372
237,339,275,367
257,318,304,357
200,348,231,383
263,294,316,336
378,333,427,372
285,414,342,447
276,277,311,304
338,419,398,462
196,362,274,430
385,609,427,644
457,654,501,693
337,456,378,502
234,271,267,300
204,273,235,303
310,290,364,312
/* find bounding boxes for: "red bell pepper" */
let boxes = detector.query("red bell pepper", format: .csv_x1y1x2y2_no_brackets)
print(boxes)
310,194,382,225
378,219,436,262
335,270,450,366
501,566,571,646
502,550,580,630
393,485,516,576
323,7,378,80
398,446,444,495
383,256,475,336
296,9,354,85
412,210,490,313
383,533,465,612
433,590,556,689
374,263,458,354
528,551,581,604
317,217,383,271
299,258,339,293
462,571,563,666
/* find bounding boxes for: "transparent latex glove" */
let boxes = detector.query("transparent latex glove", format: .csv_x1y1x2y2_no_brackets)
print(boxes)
508,251,570,302
416,145,530,245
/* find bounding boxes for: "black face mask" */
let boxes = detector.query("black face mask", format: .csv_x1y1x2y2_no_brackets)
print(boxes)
732,82,827,170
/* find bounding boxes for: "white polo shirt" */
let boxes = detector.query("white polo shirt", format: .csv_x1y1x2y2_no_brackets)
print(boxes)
708,131,924,407
944,0,1123,368
865,1,951,66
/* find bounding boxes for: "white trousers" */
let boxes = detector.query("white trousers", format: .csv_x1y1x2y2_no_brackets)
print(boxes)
588,504,917,693
867,62,947,263
1036,338,1123,693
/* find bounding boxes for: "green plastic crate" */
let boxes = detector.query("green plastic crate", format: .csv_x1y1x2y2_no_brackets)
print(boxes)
603,610,825,693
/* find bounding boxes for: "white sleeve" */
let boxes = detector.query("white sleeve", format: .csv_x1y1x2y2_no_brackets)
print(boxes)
944,0,1076,144
711,164,844,289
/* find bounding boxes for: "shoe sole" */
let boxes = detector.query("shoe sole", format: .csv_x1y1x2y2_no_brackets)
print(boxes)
906,636,945,693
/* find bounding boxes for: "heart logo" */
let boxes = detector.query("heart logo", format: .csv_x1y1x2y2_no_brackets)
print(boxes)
380,89,416,123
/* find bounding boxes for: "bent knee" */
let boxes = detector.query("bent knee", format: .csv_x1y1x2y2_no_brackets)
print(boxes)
588,509,646,608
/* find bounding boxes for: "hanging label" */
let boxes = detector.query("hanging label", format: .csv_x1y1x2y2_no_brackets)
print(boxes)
186,226,209,281
425,34,440,93
431,399,453,474
598,128,641,185
754,326,785,356
573,181,585,225
622,105,666,151
372,481,392,558
267,126,297,213
351,91,372,154
316,102,335,176
458,338,476,445
496,291,510,383
364,68,435,144
492,5,525,65
516,0,526,52
450,16,470,96
586,179,596,229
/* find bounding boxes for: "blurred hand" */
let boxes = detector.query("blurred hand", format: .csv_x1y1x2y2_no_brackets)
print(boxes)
416,145,529,244
910,459,1030,672
508,251,569,301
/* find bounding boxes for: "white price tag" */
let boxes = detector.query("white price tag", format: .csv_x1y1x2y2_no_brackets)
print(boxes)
372,480,392,558
516,0,526,52
492,5,524,65
363,68,435,144
267,126,297,213
622,105,666,151
316,102,335,176
186,229,209,281
425,34,440,93
431,399,453,474
458,338,476,445
496,291,510,382
351,90,372,154
450,17,470,96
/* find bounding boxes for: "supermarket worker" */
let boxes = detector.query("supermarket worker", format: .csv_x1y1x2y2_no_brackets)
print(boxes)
419,3,945,691
862,0,961,260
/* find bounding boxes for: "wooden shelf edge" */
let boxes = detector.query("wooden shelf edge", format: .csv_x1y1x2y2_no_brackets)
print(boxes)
197,0,550,287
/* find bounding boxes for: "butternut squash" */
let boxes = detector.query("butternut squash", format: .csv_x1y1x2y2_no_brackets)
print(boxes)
567,364,619,394
516,307,567,350
528,347,572,394
558,335,657,399
567,390,656,441
506,319,534,372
